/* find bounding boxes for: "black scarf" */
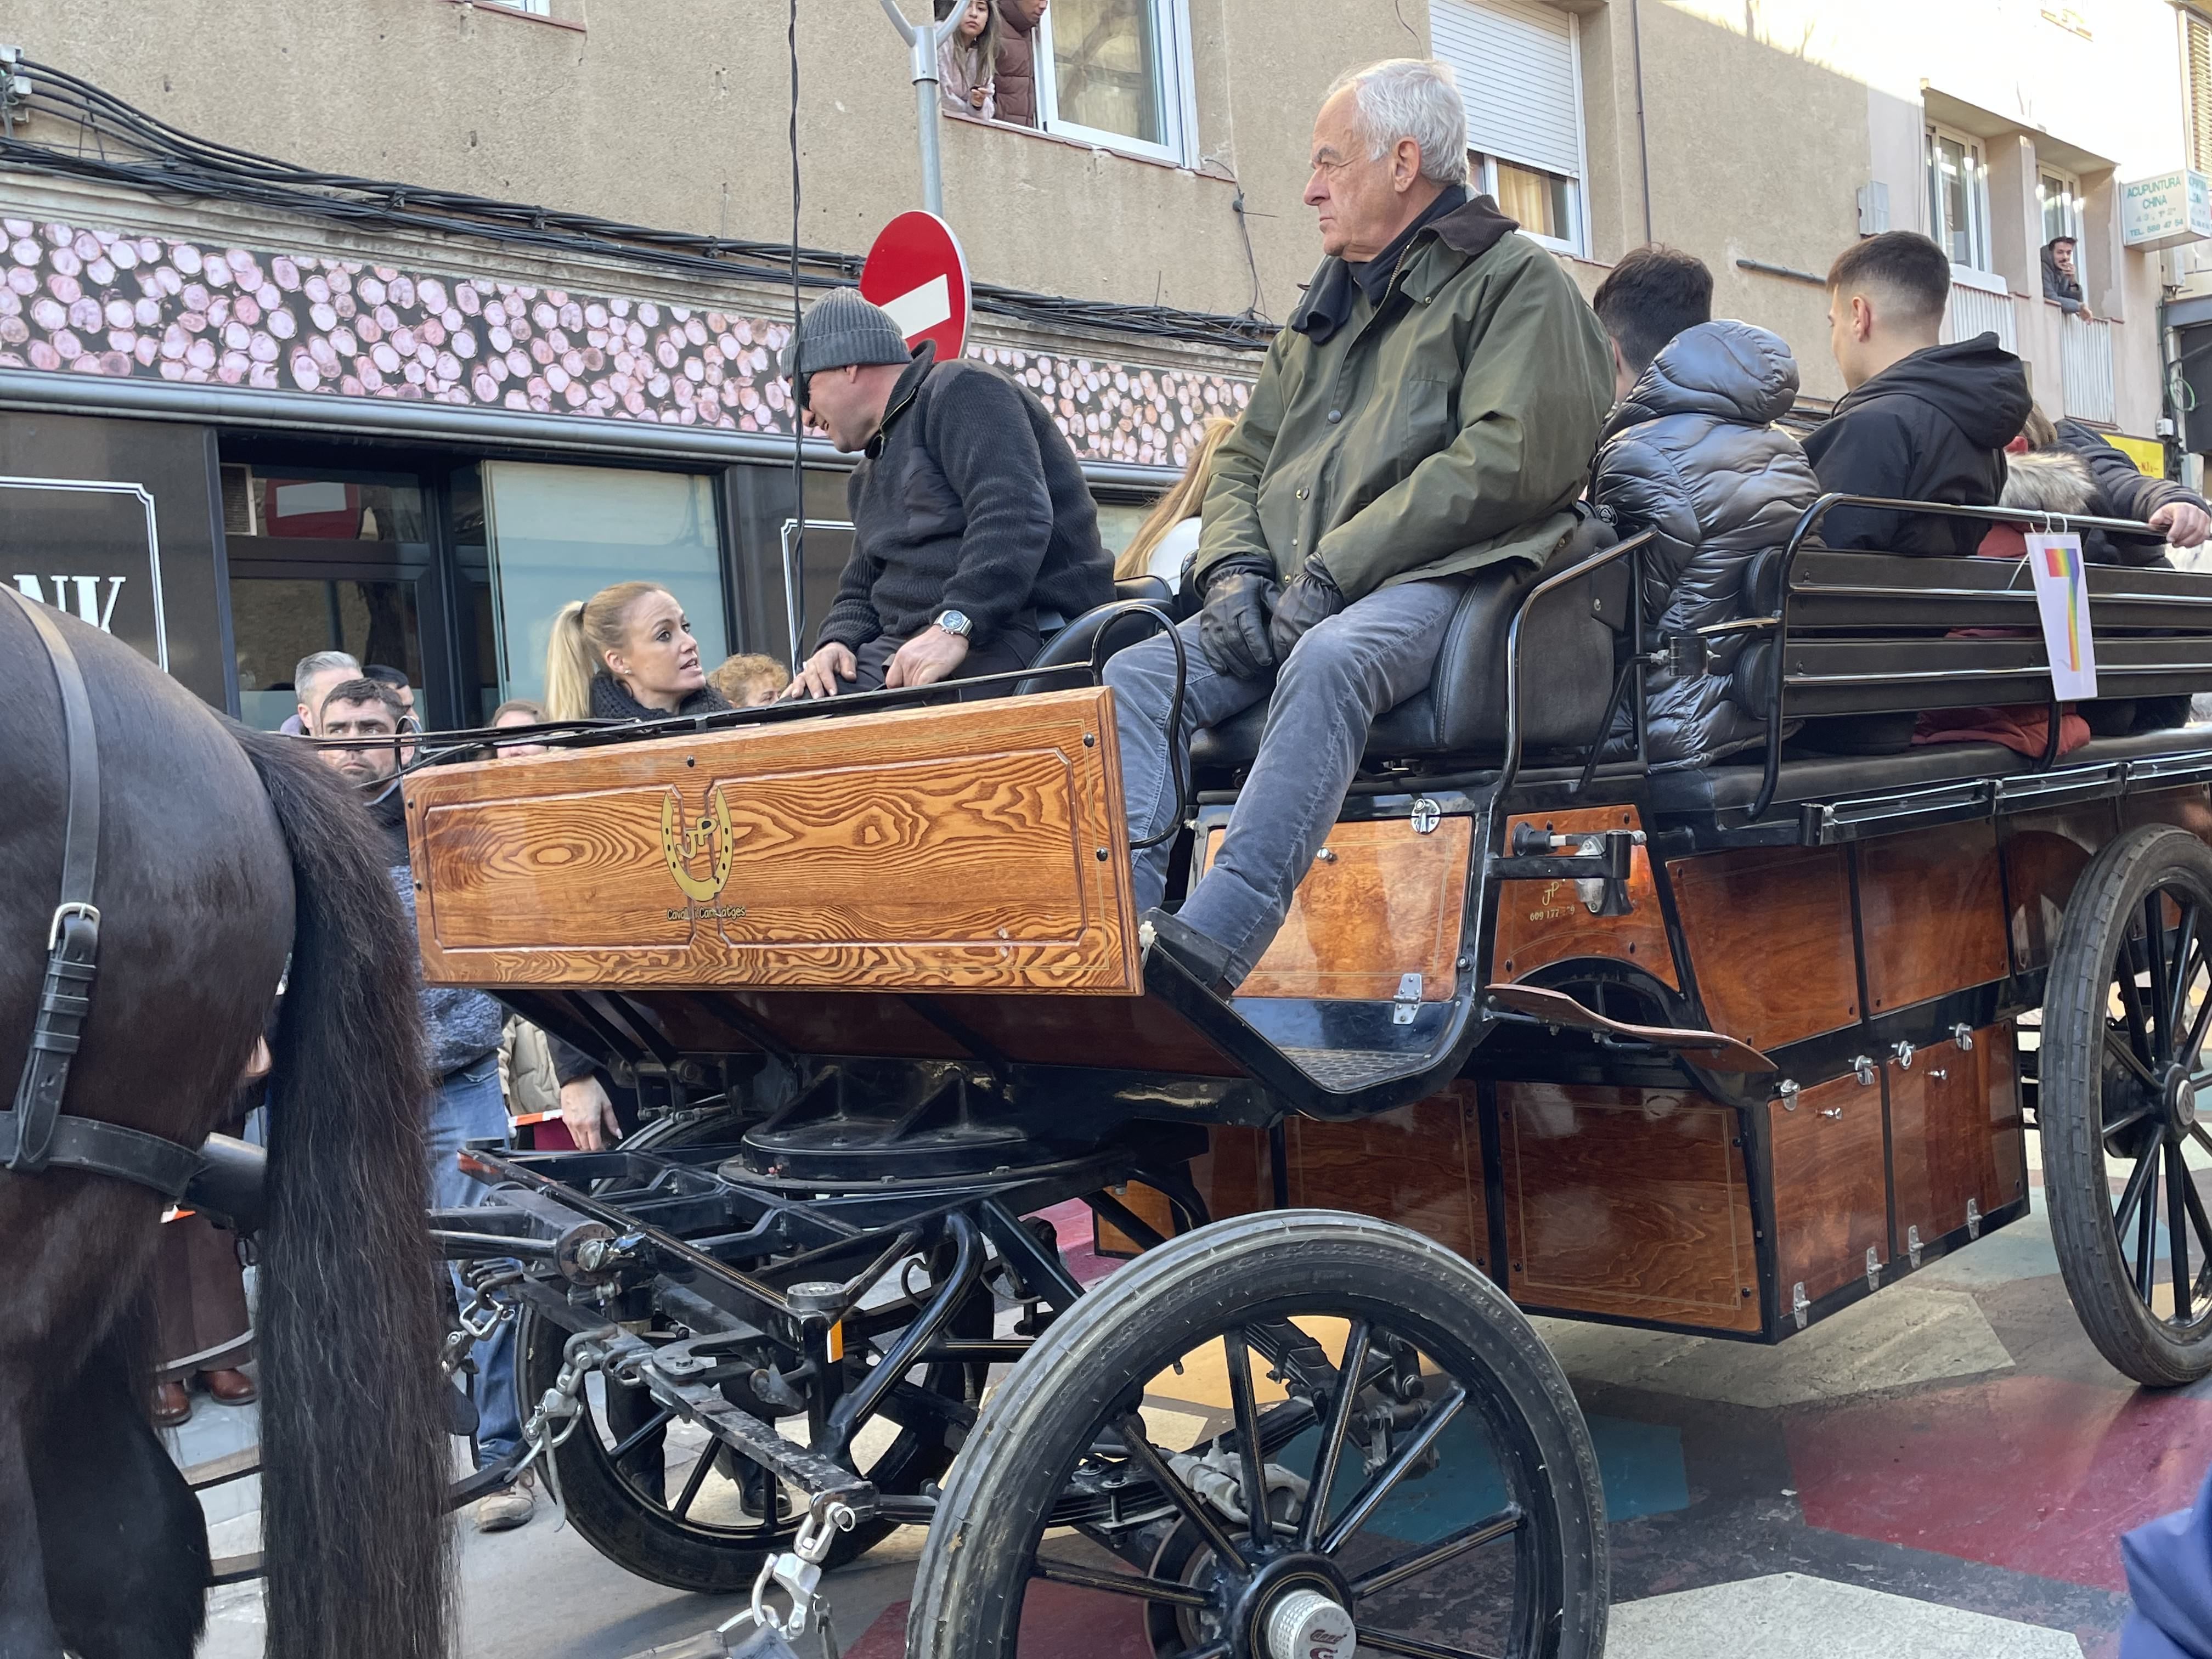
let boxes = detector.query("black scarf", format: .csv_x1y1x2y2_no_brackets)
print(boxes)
1292,184,1470,347
588,673,732,722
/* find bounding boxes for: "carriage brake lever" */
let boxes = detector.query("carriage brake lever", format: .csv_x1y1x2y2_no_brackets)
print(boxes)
1490,825,1644,917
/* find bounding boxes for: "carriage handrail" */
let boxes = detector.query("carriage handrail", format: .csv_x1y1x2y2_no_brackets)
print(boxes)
1746,492,2169,822
1497,527,1656,800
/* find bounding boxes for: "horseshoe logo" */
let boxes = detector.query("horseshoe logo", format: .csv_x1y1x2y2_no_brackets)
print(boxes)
660,784,735,904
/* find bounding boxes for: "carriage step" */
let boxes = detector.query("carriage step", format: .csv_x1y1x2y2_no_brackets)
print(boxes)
1483,984,1776,1074
181,1446,261,1492
209,1551,264,1585
1279,1047,1430,1091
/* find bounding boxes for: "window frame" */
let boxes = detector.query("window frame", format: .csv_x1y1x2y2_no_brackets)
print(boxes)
1032,0,1199,168
1469,151,1585,258
1926,121,1995,275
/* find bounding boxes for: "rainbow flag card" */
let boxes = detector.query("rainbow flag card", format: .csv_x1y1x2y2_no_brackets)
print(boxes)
2025,532,2097,701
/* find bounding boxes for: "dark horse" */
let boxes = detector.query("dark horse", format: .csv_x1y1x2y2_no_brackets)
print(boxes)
1,597,452,1658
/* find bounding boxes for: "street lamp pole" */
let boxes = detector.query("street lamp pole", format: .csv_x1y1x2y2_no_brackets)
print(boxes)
877,0,962,217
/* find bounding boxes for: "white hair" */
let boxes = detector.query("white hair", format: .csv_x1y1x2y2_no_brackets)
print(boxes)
1325,58,1469,188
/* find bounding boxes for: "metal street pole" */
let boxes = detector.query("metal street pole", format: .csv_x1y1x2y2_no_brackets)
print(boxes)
876,0,961,217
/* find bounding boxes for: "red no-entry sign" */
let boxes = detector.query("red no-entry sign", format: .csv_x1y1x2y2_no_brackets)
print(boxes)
860,211,972,364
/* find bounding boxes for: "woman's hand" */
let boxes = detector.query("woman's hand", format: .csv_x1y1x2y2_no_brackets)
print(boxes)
969,86,988,109
559,1076,623,1152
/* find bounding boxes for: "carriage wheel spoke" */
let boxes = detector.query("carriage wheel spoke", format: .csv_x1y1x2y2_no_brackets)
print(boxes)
603,1406,675,1470
2103,1100,2162,1140
2137,1156,2163,1304
2173,908,2203,1033
1222,1329,1274,1543
1356,1627,1503,1659
1348,1506,1523,1599
1114,1412,1249,1571
2145,897,2176,1064
1298,1319,1372,1550
2119,951,2154,1064
2182,1161,2212,1287
670,1440,718,1519
2117,1143,2162,1235
2104,1030,2162,1094
1318,1384,1468,1556
2185,985,2212,1072
2171,1142,2196,1325
1030,1554,1211,1610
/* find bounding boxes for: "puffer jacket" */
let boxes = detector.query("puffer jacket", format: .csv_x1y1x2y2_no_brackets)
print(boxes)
992,0,1040,125
1592,320,1821,768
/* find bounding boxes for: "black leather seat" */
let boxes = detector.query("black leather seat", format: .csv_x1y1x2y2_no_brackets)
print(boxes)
1189,515,1628,774
1015,577,1177,696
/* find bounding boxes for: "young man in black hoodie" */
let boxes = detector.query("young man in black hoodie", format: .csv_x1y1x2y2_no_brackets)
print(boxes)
1803,231,2032,556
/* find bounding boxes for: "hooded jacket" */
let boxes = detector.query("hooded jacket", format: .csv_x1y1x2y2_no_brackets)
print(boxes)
1801,332,2032,557
1196,195,1614,600
992,0,1040,125
2056,416,2205,567
1592,320,1821,768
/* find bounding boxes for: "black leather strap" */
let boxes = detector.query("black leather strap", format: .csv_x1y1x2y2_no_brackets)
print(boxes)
0,1108,205,1199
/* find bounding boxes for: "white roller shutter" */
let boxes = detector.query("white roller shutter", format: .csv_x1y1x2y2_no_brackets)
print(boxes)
1428,0,1582,180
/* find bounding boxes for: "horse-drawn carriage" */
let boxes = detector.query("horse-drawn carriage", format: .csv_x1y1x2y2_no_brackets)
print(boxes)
407,495,2212,1659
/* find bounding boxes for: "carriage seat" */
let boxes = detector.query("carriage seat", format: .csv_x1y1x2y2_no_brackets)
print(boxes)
1187,516,1628,774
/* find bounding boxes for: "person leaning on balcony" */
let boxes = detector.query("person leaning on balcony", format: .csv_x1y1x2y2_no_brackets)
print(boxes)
991,0,1046,127
778,287,1110,700
936,0,997,119
2042,236,2096,321
1803,229,2032,557
1108,57,1615,995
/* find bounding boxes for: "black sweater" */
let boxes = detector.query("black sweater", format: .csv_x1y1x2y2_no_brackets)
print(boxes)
817,346,1110,651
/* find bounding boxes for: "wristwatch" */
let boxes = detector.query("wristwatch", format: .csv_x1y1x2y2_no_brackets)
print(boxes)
935,610,973,639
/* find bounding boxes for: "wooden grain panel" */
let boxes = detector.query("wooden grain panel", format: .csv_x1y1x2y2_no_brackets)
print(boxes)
1287,1086,1485,1266
1491,806,1678,990
1500,1082,1760,1332
2004,804,2115,972
1769,1071,1886,1305
403,689,1137,993
1891,1022,2025,1248
1190,1126,1271,1222
1667,845,1858,1049
1196,816,1472,1001
1858,822,2009,1013
1094,1182,1180,1257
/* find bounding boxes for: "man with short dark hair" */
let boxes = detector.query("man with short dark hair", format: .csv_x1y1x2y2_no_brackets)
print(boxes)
2042,235,2095,320
1591,246,1714,399
1803,230,2030,556
279,648,360,736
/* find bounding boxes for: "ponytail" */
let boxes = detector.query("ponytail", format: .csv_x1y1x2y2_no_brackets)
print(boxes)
540,582,669,720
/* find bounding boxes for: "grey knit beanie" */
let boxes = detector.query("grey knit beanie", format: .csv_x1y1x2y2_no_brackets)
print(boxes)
779,289,913,390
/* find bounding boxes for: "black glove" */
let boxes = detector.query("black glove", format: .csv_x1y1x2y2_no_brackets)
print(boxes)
1197,556,1280,680
1268,555,1346,660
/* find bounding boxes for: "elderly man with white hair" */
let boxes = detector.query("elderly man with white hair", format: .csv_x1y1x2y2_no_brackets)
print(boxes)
1109,56,1615,992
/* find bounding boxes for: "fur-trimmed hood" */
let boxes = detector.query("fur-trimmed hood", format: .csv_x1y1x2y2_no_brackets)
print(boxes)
2000,448,2100,517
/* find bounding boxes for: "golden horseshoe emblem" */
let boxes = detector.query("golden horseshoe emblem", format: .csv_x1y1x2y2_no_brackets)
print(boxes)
661,785,735,904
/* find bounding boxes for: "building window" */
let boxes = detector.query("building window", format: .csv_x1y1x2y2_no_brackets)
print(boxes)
1034,0,1197,166
1430,0,1589,256
1926,123,1993,273
2039,166,2084,247
2190,11,2212,175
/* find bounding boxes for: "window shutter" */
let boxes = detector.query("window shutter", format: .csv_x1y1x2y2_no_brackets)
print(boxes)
2192,13,2212,176
1428,0,1582,180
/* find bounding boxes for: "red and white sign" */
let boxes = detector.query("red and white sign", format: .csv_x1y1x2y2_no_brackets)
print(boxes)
860,211,972,364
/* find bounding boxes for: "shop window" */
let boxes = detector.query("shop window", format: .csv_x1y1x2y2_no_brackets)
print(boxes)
1035,0,1197,166
481,461,727,708
1431,0,1588,256
1926,123,1994,273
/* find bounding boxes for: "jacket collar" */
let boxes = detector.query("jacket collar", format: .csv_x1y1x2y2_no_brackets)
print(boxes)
865,341,936,459
1289,193,1520,343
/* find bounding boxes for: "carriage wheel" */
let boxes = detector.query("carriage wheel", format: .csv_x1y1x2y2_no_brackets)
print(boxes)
2042,824,2212,1386
907,1210,1606,1659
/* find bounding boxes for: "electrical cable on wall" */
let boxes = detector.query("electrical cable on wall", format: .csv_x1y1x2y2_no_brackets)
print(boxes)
0,57,1276,353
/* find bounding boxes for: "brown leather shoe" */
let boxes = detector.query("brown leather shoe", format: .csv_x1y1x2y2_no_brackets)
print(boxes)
153,1380,193,1427
200,1368,258,1405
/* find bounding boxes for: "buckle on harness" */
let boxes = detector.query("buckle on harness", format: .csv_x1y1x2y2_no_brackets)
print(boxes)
48,901,99,951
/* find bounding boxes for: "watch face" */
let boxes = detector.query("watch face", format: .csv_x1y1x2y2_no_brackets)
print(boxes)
939,610,972,637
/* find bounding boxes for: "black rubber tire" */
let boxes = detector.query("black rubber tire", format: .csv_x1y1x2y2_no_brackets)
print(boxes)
906,1209,1607,1659
2042,822,2212,1387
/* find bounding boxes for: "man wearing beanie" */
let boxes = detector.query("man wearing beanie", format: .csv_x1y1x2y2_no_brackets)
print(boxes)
781,288,1110,698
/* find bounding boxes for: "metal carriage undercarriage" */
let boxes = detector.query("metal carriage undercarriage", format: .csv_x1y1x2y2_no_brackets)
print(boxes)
416,498,2212,1659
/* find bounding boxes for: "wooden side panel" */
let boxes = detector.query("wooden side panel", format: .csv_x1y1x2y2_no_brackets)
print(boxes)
403,689,1138,993
1858,822,2009,1013
1093,1182,1181,1257
2003,804,2114,973
1491,806,1678,990
1499,1082,1760,1333
1287,1088,1486,1266
1190,1126,1271,1223
1890,1023,2027,1248
1198,816,1472,1001
1769,1071,1887,1305
1667,845,1859,1049
2121,787,2212,842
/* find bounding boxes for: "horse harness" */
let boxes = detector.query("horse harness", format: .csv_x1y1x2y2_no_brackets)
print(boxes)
1,586,208,1199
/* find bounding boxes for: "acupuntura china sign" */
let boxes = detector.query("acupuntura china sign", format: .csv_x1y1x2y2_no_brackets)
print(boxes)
2122,170,2212,250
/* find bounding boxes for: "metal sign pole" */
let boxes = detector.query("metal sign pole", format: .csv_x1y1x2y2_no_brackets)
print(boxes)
876,0,960,217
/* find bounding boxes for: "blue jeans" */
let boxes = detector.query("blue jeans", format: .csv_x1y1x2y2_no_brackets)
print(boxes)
426,1056,522,1470
1105,578,1464,983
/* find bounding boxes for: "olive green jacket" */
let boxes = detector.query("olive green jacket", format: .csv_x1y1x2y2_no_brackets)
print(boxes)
1196,195,1614,600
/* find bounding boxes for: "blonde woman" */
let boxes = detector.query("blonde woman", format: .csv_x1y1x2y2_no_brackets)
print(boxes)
542,580,730,722
1113,415,1238,588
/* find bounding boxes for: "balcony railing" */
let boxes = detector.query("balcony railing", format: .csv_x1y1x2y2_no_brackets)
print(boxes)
1942,276,2017,352
2061,314,2117,428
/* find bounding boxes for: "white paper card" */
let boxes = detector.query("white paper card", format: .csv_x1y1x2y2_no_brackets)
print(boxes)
2025,532,2097,701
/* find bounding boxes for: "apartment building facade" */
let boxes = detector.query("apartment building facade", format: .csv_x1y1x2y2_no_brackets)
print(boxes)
0,0,2204,724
